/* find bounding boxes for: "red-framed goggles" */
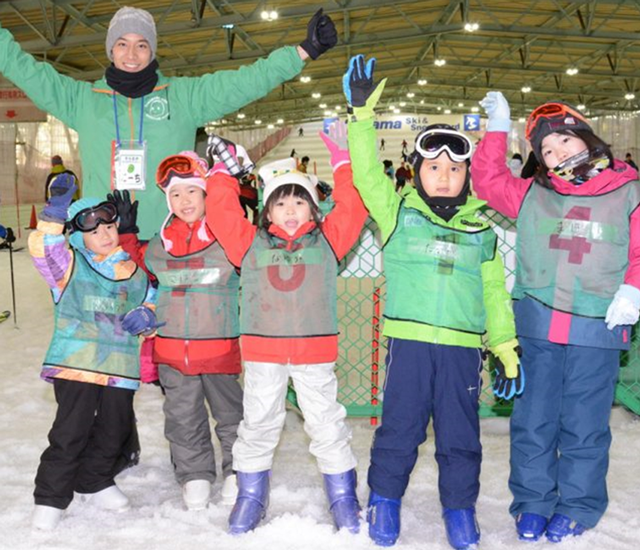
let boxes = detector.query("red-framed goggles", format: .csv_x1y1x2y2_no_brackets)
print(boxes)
156,154,208,190
525,102,587,141
69,201,118,233
415,128,473,163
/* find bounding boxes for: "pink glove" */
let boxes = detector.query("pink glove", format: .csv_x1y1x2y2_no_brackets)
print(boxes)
140,337,159,384
318,120,350,169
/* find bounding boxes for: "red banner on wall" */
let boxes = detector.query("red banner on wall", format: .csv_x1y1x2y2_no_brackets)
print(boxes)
0,88,47,122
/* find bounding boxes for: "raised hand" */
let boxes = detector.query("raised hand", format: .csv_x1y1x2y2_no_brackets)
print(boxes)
343,54,387,120
479,91,511,132
43,173,78,221
318,120,350,169
107,189,139,234
300,8,338,60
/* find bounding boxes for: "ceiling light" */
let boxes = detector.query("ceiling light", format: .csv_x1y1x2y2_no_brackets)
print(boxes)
319,103,327,108
458,102,464,107
221,23,235,30
444,109,451,114
261,10,278,21
464,22,479,32
300,76,311,83
521,86,531,93
237,113,245,119
577,104,586,111
418,79,427,86
625,93,636,100
324,110,332,116
434,58,446,67
407,92,415,98
277,118,284,124
393,108,401,114
399,101,407,107
420,100,425,104
518,117,526,123
254,119,262,124
389,105,395,110
267,124,274,129
471,106,479,112
566,67,579,76
312,92,321,99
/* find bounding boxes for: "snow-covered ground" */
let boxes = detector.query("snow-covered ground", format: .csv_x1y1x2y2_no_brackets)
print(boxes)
2,244,640,550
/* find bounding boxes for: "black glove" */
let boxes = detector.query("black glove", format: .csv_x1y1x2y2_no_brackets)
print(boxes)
299,8,338,60
4,227,15,243
107,189,139,234
344,54,378,108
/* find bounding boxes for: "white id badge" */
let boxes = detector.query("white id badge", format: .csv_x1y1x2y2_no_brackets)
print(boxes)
113,141,147,191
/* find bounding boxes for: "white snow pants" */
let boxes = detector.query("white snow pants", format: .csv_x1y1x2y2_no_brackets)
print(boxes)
232,361,357,474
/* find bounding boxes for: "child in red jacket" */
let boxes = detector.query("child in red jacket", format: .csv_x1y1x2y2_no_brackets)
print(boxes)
205,123,368,535
113,151,243,512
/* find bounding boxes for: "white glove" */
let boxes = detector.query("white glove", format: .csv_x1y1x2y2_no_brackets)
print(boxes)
605,284,640,330
479,91,511,132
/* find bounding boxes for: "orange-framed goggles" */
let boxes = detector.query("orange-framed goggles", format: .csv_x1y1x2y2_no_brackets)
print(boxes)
525,102,587,141
156,154,208,190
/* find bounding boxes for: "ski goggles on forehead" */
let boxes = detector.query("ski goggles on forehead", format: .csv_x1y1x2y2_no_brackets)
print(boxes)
525,103,587,141
69,201,118,233
415,129,473,163
156,155,208,189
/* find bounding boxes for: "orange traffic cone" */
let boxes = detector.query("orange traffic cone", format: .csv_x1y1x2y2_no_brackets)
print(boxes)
27,205,37,229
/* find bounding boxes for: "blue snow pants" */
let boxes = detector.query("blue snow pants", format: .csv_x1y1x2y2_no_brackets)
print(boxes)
508,336,620,528
368,338,484,508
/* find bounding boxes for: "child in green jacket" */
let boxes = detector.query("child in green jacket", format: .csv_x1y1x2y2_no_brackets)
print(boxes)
344,55,522,550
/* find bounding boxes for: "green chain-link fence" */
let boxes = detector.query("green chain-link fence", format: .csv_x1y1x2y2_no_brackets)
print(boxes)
331,210,640,421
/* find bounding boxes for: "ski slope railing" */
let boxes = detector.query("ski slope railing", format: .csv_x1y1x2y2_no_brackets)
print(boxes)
324,208,640,421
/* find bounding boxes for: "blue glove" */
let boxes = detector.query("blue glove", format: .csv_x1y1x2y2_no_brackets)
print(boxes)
42,173,78,221
0,224,6,240
121,306,165,336
343,54,377,107
479,91,512,132
343,55,387,121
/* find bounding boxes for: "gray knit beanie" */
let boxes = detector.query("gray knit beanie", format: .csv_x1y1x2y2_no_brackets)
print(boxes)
105,7,157,62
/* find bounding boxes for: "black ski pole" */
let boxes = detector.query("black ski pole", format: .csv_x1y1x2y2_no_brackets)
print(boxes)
8,238,16,325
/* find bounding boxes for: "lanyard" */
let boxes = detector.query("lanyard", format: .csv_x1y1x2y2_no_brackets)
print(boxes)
113,94,145,146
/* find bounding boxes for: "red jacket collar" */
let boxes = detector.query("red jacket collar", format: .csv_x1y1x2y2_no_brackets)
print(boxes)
267,220,318,245
163,216,215,255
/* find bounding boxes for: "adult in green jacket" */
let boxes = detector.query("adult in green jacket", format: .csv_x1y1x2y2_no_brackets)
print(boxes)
0,6,337,238
344,54,521,549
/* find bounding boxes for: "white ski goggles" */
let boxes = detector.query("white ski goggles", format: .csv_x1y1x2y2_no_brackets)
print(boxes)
415,128,473,163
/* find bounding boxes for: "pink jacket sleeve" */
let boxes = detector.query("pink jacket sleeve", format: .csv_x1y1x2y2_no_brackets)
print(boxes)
470,132,533,219
625,207,640,289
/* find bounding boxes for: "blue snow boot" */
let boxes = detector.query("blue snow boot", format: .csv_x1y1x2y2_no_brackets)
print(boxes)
323,469,361,533
442,507,481,550
545,513,587,543
367,491,401,547
228,470,270,535
516,512,548,542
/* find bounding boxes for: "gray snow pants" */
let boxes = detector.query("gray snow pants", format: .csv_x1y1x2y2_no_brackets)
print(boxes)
158,365,243,485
